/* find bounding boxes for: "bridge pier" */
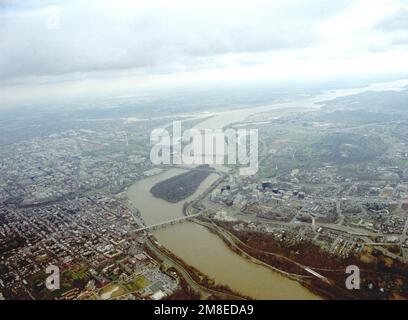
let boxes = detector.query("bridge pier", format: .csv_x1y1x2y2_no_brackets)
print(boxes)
135,213,202,232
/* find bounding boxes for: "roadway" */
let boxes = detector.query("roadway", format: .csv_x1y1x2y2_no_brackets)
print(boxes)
194,218,323,281
145,239,245,300
135,213,202,232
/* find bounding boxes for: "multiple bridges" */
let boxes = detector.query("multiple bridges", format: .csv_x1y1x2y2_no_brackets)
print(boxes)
135,213,202,232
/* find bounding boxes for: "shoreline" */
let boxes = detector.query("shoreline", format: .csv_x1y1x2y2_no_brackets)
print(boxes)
128,169,320,299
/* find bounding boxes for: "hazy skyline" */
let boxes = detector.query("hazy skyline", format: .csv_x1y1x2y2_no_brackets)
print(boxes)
1,0,408,108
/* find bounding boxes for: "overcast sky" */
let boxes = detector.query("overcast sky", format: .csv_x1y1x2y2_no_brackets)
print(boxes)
1,0,408,108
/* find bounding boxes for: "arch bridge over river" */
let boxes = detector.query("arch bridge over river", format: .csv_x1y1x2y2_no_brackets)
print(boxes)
135,213,202,232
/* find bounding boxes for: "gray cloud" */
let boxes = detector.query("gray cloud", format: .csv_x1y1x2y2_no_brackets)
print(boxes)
376,8,408,32
0,0,354,81
374,7,408,47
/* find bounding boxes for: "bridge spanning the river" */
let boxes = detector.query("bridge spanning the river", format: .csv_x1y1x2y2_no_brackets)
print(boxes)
135,213,202,232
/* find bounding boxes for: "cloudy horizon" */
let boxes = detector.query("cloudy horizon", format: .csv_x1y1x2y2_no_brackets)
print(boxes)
1,0,408,108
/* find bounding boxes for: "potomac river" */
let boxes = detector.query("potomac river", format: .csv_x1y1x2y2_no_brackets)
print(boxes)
127,169,319,299
127,80,408,299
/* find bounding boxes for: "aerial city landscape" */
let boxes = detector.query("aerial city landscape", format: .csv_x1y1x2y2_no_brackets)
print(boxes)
2,80,408,300
1,0,408,302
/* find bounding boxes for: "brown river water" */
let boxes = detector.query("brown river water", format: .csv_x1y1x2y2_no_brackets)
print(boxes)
127,169,320,299
126,80,408,299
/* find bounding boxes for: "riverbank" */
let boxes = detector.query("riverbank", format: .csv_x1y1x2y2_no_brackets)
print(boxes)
144,238,249,300
128,168,320,299
211,220,408,300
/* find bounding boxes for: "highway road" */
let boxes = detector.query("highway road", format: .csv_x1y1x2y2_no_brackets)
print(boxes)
145,239,245,300
135,213,202,232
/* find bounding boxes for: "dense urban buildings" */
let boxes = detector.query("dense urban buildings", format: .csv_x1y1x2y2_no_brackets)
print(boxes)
2,0,408,303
